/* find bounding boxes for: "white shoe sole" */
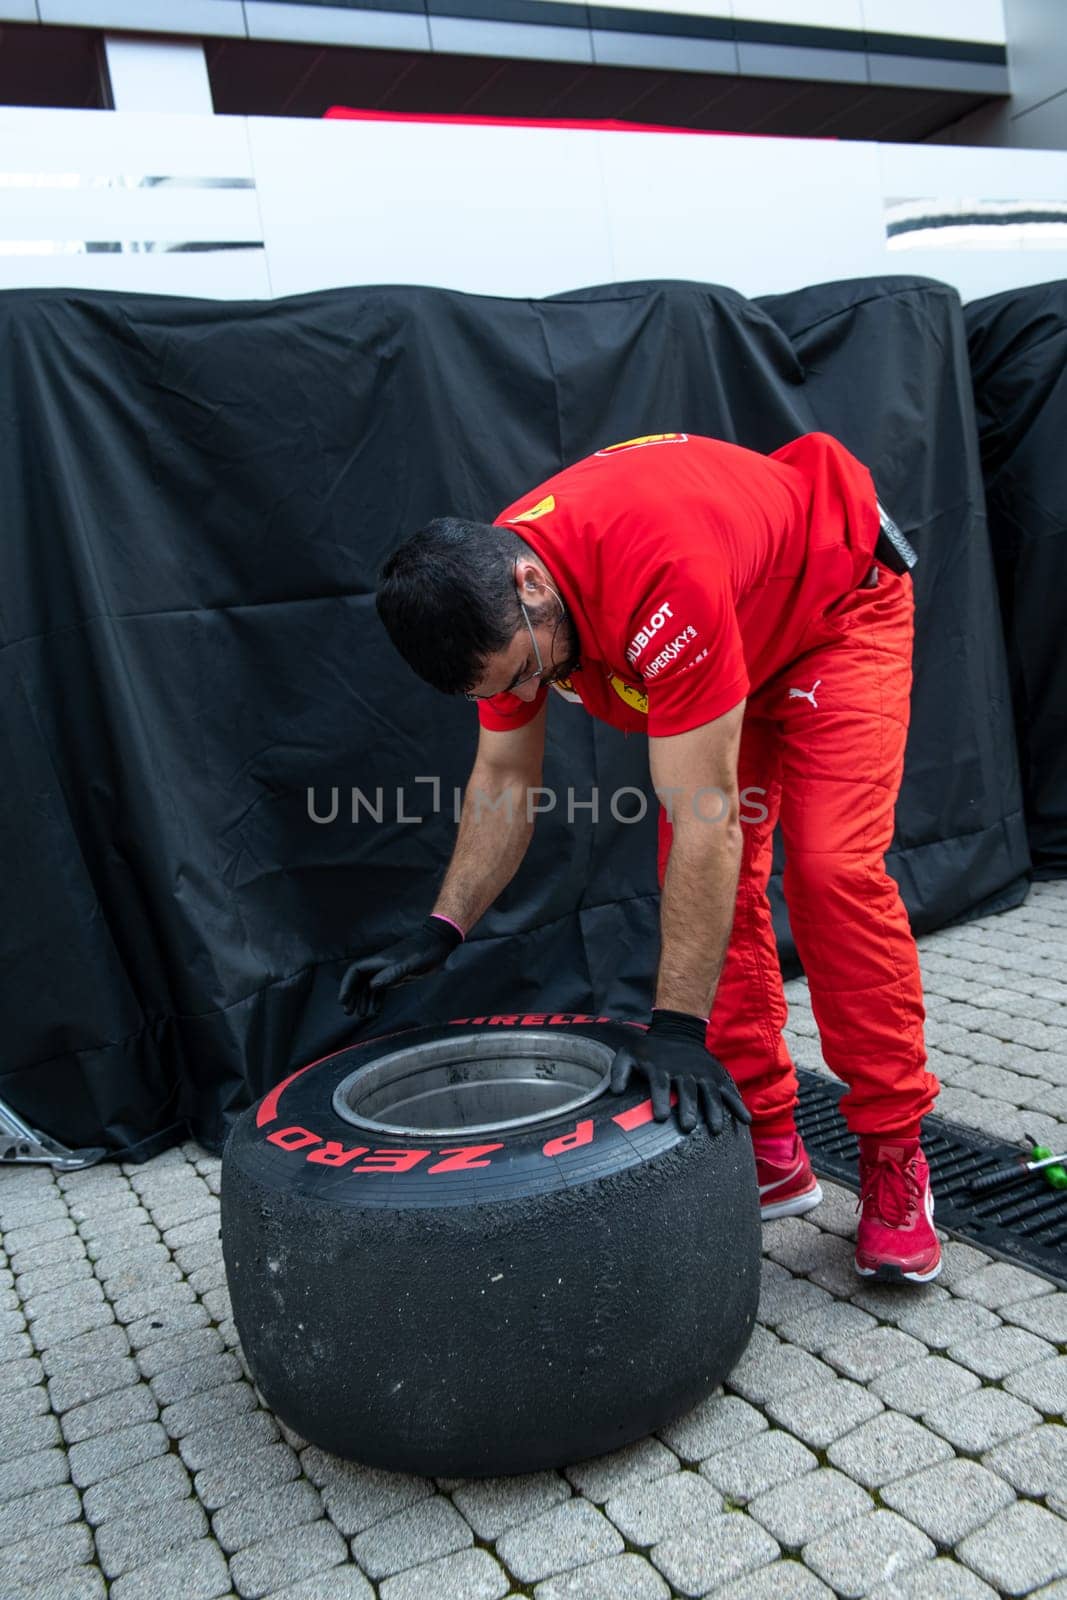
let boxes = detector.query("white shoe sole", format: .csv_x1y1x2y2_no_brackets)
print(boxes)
760,1181,823,1221
854,1257,942,1284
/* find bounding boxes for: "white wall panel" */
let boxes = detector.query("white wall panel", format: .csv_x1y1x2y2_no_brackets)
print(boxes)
861,0,1005,45
0,108,1064,305
597,131,886,296
247,117,616,299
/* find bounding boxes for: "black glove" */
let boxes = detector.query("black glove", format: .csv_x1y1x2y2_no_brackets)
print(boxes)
338,915,463,1021
610,1009,752,1135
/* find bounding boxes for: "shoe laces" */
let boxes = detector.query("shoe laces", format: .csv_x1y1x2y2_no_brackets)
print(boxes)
857,1151,922,1228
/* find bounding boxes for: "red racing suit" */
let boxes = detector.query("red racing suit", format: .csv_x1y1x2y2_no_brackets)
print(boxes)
477,431,939,1136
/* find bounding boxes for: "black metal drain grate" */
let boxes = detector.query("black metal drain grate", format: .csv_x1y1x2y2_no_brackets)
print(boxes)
796,1068,1067,1289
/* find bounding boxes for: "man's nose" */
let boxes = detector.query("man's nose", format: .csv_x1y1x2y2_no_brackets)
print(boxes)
514,678,542,702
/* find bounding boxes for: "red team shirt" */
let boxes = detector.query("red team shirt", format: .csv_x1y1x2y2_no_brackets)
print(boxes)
477,431,882,739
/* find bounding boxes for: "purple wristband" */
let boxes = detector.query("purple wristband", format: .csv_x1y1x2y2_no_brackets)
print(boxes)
430,912,466,942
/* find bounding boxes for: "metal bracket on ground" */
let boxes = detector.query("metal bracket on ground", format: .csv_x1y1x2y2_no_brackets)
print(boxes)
0,1097,105,1170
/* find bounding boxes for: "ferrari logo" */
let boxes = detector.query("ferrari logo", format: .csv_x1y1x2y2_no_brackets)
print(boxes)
609,675,648,715
596,433,688,456
507,494,556,523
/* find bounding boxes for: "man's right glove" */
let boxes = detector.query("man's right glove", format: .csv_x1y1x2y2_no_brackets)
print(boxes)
609,1008,751,1135
338,914,463,1021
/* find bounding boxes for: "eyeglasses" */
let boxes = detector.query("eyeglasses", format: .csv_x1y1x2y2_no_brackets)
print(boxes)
464,597,543,703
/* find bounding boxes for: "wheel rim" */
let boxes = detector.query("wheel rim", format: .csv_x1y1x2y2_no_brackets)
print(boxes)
332,1031,615,1137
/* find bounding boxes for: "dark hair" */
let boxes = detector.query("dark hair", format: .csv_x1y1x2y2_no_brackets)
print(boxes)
376,517,529,695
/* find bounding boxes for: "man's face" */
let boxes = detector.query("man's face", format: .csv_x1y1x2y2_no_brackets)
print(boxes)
467,600,553,703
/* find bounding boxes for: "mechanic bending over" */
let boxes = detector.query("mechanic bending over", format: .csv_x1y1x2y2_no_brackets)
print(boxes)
339,430,941,1285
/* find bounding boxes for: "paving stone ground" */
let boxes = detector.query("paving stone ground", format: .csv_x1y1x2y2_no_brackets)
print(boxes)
1,880,1065,1598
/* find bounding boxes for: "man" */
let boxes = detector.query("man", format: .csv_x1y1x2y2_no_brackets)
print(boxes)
340,430,942,1284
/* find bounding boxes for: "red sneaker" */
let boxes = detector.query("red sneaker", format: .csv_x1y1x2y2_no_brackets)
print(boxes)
754,1130,823,1220
855,1136,942,1283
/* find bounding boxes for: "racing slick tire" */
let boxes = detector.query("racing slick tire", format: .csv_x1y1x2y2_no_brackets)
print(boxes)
220,1014,760,1477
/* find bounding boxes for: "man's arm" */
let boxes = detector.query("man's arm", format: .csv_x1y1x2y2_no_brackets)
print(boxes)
649,699,747,1018
433,704,548,933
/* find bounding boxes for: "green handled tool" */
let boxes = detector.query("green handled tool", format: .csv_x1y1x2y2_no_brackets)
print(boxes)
970,1138,1067,1196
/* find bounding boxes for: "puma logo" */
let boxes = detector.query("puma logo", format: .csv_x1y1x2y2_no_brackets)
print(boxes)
788,679,821,708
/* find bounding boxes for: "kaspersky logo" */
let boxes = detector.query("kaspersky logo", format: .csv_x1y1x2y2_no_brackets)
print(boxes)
626,602,674,666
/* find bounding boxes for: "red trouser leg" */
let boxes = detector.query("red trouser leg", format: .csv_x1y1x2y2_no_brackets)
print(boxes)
656,565,939,1136
774,567,938,1135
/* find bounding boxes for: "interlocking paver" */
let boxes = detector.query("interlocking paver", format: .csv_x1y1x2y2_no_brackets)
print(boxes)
135,1326,224,1379
746,1468,872,1549
178,1409,280,1471
947,1325,1056,1380
350,1494,473,1580
39,1324,130,1377
211,1477,323,1554
826,1410,953,1488
728,1345,834,1406
606,1469,723,1544
380,1547,510,1600
886,1297,1001,1350
699,1429,816,1504
658,1393,767,1463
149,1351,241,1406
23,1276,106,1321
108,1536,231,1600
532,1553,668,1599
229,1520,346,1599
924,1387,1042,1452
60,1381,158,1443
1003,1356,1067,1415
757,1274,833,1329
67,1420,169,1488
879,1457,1016,1545
162,1380,257,1439
258,1572,374,1600
953,1263,1056,1311
495,1499,623,1585
957,1501,1067,1596
702,1558,834,1597
0,1446,70,1502
765,1376,884,1448
0,1355,44,1395
95,1496,209,1578
195,1443,301,1513
0,1521,94,1590
450,1472,571,1538
110,1281,197,1326
0,1482,81,1547
48,1356,140,1414
126,1301,211,1349
1000,1292,1067,1343
865,1556,1000,1598
984,1424,1067,1498
0,1410,61,1463
802,1509,934,1598
776,1301,876,1354
650,1511,779,1595
870,1354,980,1417
29,1299,115,1350
14,1258,93,1300
821,1326,928,1382
6,1564,106,1600
82,1451,193,1525
298,1454,431,1536
566,1438,678,1503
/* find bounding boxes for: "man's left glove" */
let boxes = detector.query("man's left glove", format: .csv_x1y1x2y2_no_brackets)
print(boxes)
610,1009,752,1135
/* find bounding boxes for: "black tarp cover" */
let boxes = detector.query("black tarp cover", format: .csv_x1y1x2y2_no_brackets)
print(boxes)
966,279,1067,879
0,276,1028,1156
